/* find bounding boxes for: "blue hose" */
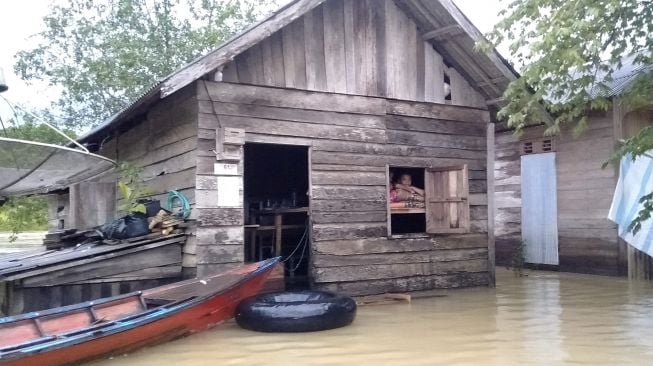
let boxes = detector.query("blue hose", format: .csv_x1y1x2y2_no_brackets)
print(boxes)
167,190,191,219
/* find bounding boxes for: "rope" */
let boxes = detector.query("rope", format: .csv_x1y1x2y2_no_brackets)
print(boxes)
290,233,309,272
279,221,309,272
0,114,20,170
167,190,191,219
281,224,308,263
0,95,89,152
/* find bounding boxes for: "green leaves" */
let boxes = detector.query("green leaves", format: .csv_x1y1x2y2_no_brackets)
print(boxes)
14,0,279,129
117,181,133,204
0,197,48,241
629,192,653,235
117,162,151,215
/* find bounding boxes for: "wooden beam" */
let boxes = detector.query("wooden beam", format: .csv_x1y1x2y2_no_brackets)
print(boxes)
486,97,505,105
410,1,503,97
486,122,496,287
612,98,631,278
435,0,518,82
422,25,463,40
477,76,508,87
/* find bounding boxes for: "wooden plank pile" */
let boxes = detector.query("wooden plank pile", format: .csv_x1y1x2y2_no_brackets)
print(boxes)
148,210,185,236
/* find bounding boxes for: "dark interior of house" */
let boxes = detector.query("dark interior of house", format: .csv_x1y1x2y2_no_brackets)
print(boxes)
244,143,310,288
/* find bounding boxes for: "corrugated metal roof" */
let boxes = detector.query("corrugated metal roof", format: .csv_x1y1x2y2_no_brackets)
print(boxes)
592,54,653,98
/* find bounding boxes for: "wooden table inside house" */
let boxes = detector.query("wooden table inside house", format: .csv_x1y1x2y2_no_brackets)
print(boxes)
251,207,309,257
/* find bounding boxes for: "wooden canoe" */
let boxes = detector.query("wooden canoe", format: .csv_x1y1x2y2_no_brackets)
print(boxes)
0,257,280,366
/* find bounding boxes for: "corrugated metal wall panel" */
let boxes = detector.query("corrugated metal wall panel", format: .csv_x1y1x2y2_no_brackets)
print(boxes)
521,152,559,265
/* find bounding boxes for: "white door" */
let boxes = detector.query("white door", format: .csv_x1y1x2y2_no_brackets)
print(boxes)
521,152,559,265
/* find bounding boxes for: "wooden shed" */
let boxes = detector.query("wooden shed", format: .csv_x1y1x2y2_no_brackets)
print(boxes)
494,56,653,278
71,0,518,296
0,234,184,315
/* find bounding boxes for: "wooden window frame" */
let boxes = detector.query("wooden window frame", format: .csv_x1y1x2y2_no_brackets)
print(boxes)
387,165,470,237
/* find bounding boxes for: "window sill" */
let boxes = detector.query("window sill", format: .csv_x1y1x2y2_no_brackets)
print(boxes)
388,233,431,240
390,208,426,214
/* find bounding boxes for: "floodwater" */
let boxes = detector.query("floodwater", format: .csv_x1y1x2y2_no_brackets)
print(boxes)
94,269,653,365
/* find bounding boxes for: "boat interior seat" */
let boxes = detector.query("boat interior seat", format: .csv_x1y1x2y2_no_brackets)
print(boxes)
143,298,175,308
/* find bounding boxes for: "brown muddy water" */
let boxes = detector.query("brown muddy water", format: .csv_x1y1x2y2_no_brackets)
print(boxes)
93,269,653,365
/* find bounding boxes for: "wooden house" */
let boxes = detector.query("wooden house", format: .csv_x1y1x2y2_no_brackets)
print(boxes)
494,56,653,278
68,0,520,296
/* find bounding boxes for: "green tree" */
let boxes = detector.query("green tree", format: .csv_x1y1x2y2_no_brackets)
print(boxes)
14,0,278,129
0,196,49,237
487,0,653,233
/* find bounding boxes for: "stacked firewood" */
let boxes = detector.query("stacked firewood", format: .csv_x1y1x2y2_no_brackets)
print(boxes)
148,210,184,236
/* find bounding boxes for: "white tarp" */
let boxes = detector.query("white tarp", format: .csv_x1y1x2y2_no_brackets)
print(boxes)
608,154,653,256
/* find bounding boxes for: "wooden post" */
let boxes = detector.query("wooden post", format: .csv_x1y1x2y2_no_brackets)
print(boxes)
274,214,283,256
486,122,496,287
613,100,628,277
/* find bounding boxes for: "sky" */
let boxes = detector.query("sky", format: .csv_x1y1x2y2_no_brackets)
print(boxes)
0,0,505,119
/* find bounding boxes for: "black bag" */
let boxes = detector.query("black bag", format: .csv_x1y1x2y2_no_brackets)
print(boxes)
101,213,149,240
137,199,161,217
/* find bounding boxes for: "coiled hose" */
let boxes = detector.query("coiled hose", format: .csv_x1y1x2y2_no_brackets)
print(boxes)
167,190,191,219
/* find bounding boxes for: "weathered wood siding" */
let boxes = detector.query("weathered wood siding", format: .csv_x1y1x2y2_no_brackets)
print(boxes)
197,80,490,295
97,85,199,269
1,279,173,316
221,0,485,108
494,110,621,275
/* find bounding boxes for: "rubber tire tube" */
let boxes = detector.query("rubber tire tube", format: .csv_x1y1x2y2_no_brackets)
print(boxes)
235,291,357,333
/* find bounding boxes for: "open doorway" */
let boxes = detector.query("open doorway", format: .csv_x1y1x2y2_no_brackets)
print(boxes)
243,143,310,289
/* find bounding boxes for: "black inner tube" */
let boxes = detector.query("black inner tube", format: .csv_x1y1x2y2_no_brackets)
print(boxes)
236,291,356,333
257,292,337,304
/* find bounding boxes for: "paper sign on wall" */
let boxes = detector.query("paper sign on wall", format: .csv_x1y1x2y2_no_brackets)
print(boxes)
217,176,241,207
214,163,238,176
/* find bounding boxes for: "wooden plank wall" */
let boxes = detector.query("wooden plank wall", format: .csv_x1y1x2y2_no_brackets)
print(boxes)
493,126,530,266
97,84,199,270
47,193,69,231
2,279,175,316
221,0,485,108
556,111,618,275
197,81,490,295
494,111,621,275
68,182,116,230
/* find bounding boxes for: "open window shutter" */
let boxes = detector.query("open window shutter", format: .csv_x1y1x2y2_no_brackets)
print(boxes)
425,165,470,234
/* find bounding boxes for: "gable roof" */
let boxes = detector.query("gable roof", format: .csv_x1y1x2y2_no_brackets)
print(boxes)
79,0,518,145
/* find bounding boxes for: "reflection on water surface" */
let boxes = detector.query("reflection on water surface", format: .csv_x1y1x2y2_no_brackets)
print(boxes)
94,269,653,365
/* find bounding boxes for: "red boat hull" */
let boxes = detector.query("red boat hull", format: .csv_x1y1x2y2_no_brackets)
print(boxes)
1,261,276,366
